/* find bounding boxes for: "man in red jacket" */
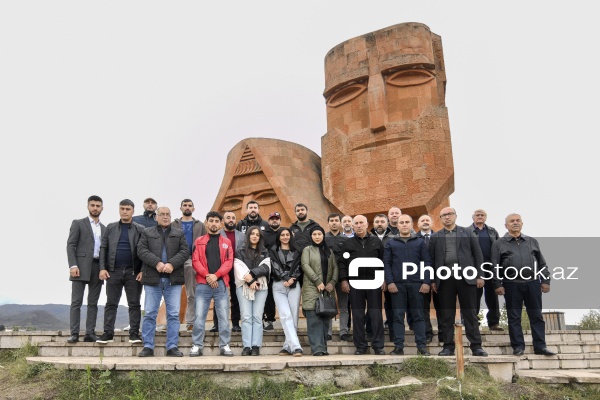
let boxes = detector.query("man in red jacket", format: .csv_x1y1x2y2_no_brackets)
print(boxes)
190,211,234,357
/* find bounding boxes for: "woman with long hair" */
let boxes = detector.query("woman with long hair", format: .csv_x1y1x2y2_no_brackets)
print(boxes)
233,227,270,356
269,227,303,356
301,225,338,356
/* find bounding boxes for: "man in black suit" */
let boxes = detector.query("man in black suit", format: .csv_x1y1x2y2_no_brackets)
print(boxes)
429,207,488,357
66,195,106,343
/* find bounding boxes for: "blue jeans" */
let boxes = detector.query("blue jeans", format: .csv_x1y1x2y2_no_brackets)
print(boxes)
236,286,267,348
192,280,231,350
142,278,182,350
391,282,426,349
272,280,302,352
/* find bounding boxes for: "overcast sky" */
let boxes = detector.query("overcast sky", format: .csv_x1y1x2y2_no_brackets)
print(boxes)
1,1,596,324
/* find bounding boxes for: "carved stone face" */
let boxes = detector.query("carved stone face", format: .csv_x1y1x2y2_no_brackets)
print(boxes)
321,23,454,217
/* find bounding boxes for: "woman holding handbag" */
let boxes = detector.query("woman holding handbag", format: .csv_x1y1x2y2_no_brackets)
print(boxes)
301,225,338,356
234,227,270,356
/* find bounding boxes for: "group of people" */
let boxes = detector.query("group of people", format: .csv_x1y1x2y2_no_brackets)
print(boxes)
67,196,555,358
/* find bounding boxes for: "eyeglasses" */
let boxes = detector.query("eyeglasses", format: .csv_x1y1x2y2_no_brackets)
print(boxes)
440,212,456,218
158,213,171,217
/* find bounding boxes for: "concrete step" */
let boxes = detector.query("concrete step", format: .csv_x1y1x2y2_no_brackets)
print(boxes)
517,369,600,384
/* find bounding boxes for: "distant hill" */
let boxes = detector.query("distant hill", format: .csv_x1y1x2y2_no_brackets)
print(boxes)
0,304,131,331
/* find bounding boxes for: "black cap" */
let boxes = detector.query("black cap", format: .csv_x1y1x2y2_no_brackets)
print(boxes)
268,212,281,220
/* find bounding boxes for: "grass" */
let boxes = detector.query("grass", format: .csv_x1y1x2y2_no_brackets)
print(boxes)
3,347,600,399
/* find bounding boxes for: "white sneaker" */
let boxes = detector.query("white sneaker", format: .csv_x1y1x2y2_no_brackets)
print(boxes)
220,344,233,357
156,324,166,332
190,344,202,357
123,325,130,331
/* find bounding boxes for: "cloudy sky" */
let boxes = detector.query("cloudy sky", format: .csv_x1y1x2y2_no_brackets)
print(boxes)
1,1,595,323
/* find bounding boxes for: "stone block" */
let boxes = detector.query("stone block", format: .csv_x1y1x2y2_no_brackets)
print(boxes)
561,359,588,369
558,345,582,354
530,359,560,369
39,346,70,357
71,347,102,357
0,335,29,349
102,346,135,357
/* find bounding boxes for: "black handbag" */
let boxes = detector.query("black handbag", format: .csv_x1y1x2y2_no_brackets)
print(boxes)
315,291,338,318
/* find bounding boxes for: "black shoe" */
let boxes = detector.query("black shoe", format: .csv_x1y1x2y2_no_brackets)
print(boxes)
96,333,114,344
534,348,556,356
242,347,252,356
209,325,218,333
417,348,430,356
340,334,352,342
293,349,303,357
513,348,524,356
426,336,433,344
251,346,260,356
489,324,505,331
326,334,332,341
83,333,98,342
232,325,242,332
313,351,326,356
263,321,274,331
390,347,404,355
438,348,454,356
279,349,292,356
374,348,385,355
66,334,79,344
129,333,142,344
354,348,369,355
167,347,184,357
472,348,488,357
138,347,154,357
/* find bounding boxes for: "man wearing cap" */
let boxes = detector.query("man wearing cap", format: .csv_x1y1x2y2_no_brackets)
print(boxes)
133,198,158,228
262,211,282,331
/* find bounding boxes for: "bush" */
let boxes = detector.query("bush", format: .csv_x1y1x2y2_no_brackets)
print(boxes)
578,309,600,330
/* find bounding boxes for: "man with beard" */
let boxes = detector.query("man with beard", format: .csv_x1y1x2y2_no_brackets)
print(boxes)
387,207,401,235
262,212,282,331
211,211,245,333
66,195,106,343
290,203,320,250
190,211,234,357
370,214,396,341
171,199,207,332
236,200,269,234
340,215,386,355
341,215,354,238
133,197,158,228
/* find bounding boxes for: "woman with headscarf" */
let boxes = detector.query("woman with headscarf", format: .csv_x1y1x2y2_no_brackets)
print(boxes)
269,227,303,356
233,227,270,356
301,225,338,356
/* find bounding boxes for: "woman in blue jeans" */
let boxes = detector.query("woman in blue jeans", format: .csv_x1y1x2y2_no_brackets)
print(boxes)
233,227,270,356
301,226,338,356
269,228,303,356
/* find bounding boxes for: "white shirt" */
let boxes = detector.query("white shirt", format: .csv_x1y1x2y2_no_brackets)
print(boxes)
89,217,102,258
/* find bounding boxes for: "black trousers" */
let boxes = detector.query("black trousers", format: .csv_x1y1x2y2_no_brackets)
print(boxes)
477,279,500,327
103,267,142,335
212,268,240,327
438,277,482,351
70,259,103,335
407,290,442,340
263,278,276,322
350,288,384,350
504,281,546,351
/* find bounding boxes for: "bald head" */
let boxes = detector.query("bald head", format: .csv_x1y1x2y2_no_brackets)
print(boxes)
353,215,368,237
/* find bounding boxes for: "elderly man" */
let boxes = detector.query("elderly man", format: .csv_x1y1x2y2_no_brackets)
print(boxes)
492,214,555,356
137,207,189,357
429,207,488,357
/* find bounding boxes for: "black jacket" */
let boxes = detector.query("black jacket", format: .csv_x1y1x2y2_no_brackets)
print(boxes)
236,215,269,234
268,245,302,284
262,226,280,249
132,210,157,228
137,226,189,285
235,248,270,283
370,227,396,247
338,233,384,282
290,219,321,251
491,233,550,288
100,221,145,274
325,231,347,265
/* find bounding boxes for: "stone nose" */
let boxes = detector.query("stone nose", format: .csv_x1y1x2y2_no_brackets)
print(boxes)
368,74,388,133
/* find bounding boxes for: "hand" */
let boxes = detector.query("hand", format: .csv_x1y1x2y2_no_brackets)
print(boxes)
209,280,219,289
156,262,165,273
206,274,218,285
136,272,143,282
249,282,259,290
419,284,430,294
381,282,387,292
317,283,326,291
431,283,437,293
495,287,505,296
244,273,253,283
325,283,334,292
541,283,550,293
341,281,350,294
163,263,174,274
70,267,80,278
387,283,398,294
287,278,296,286
476,278,485,289
99,270,110,280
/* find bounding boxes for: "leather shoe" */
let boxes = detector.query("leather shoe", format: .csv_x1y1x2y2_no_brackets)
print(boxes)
354,348,369,355
534,348,556,356
83,334,98,342
340,334,352,342
66,334,79,344
472,348,488,357
417,348,431,356
438,348,454,356
390,347,404,355
489,324,505,331
167,347,184,357
242,347,252,356
138,347,154,357
513,348,524,356
251,346,260,356
374,348,385,355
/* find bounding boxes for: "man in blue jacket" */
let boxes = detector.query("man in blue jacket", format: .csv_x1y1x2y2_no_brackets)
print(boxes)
384,214,431,355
